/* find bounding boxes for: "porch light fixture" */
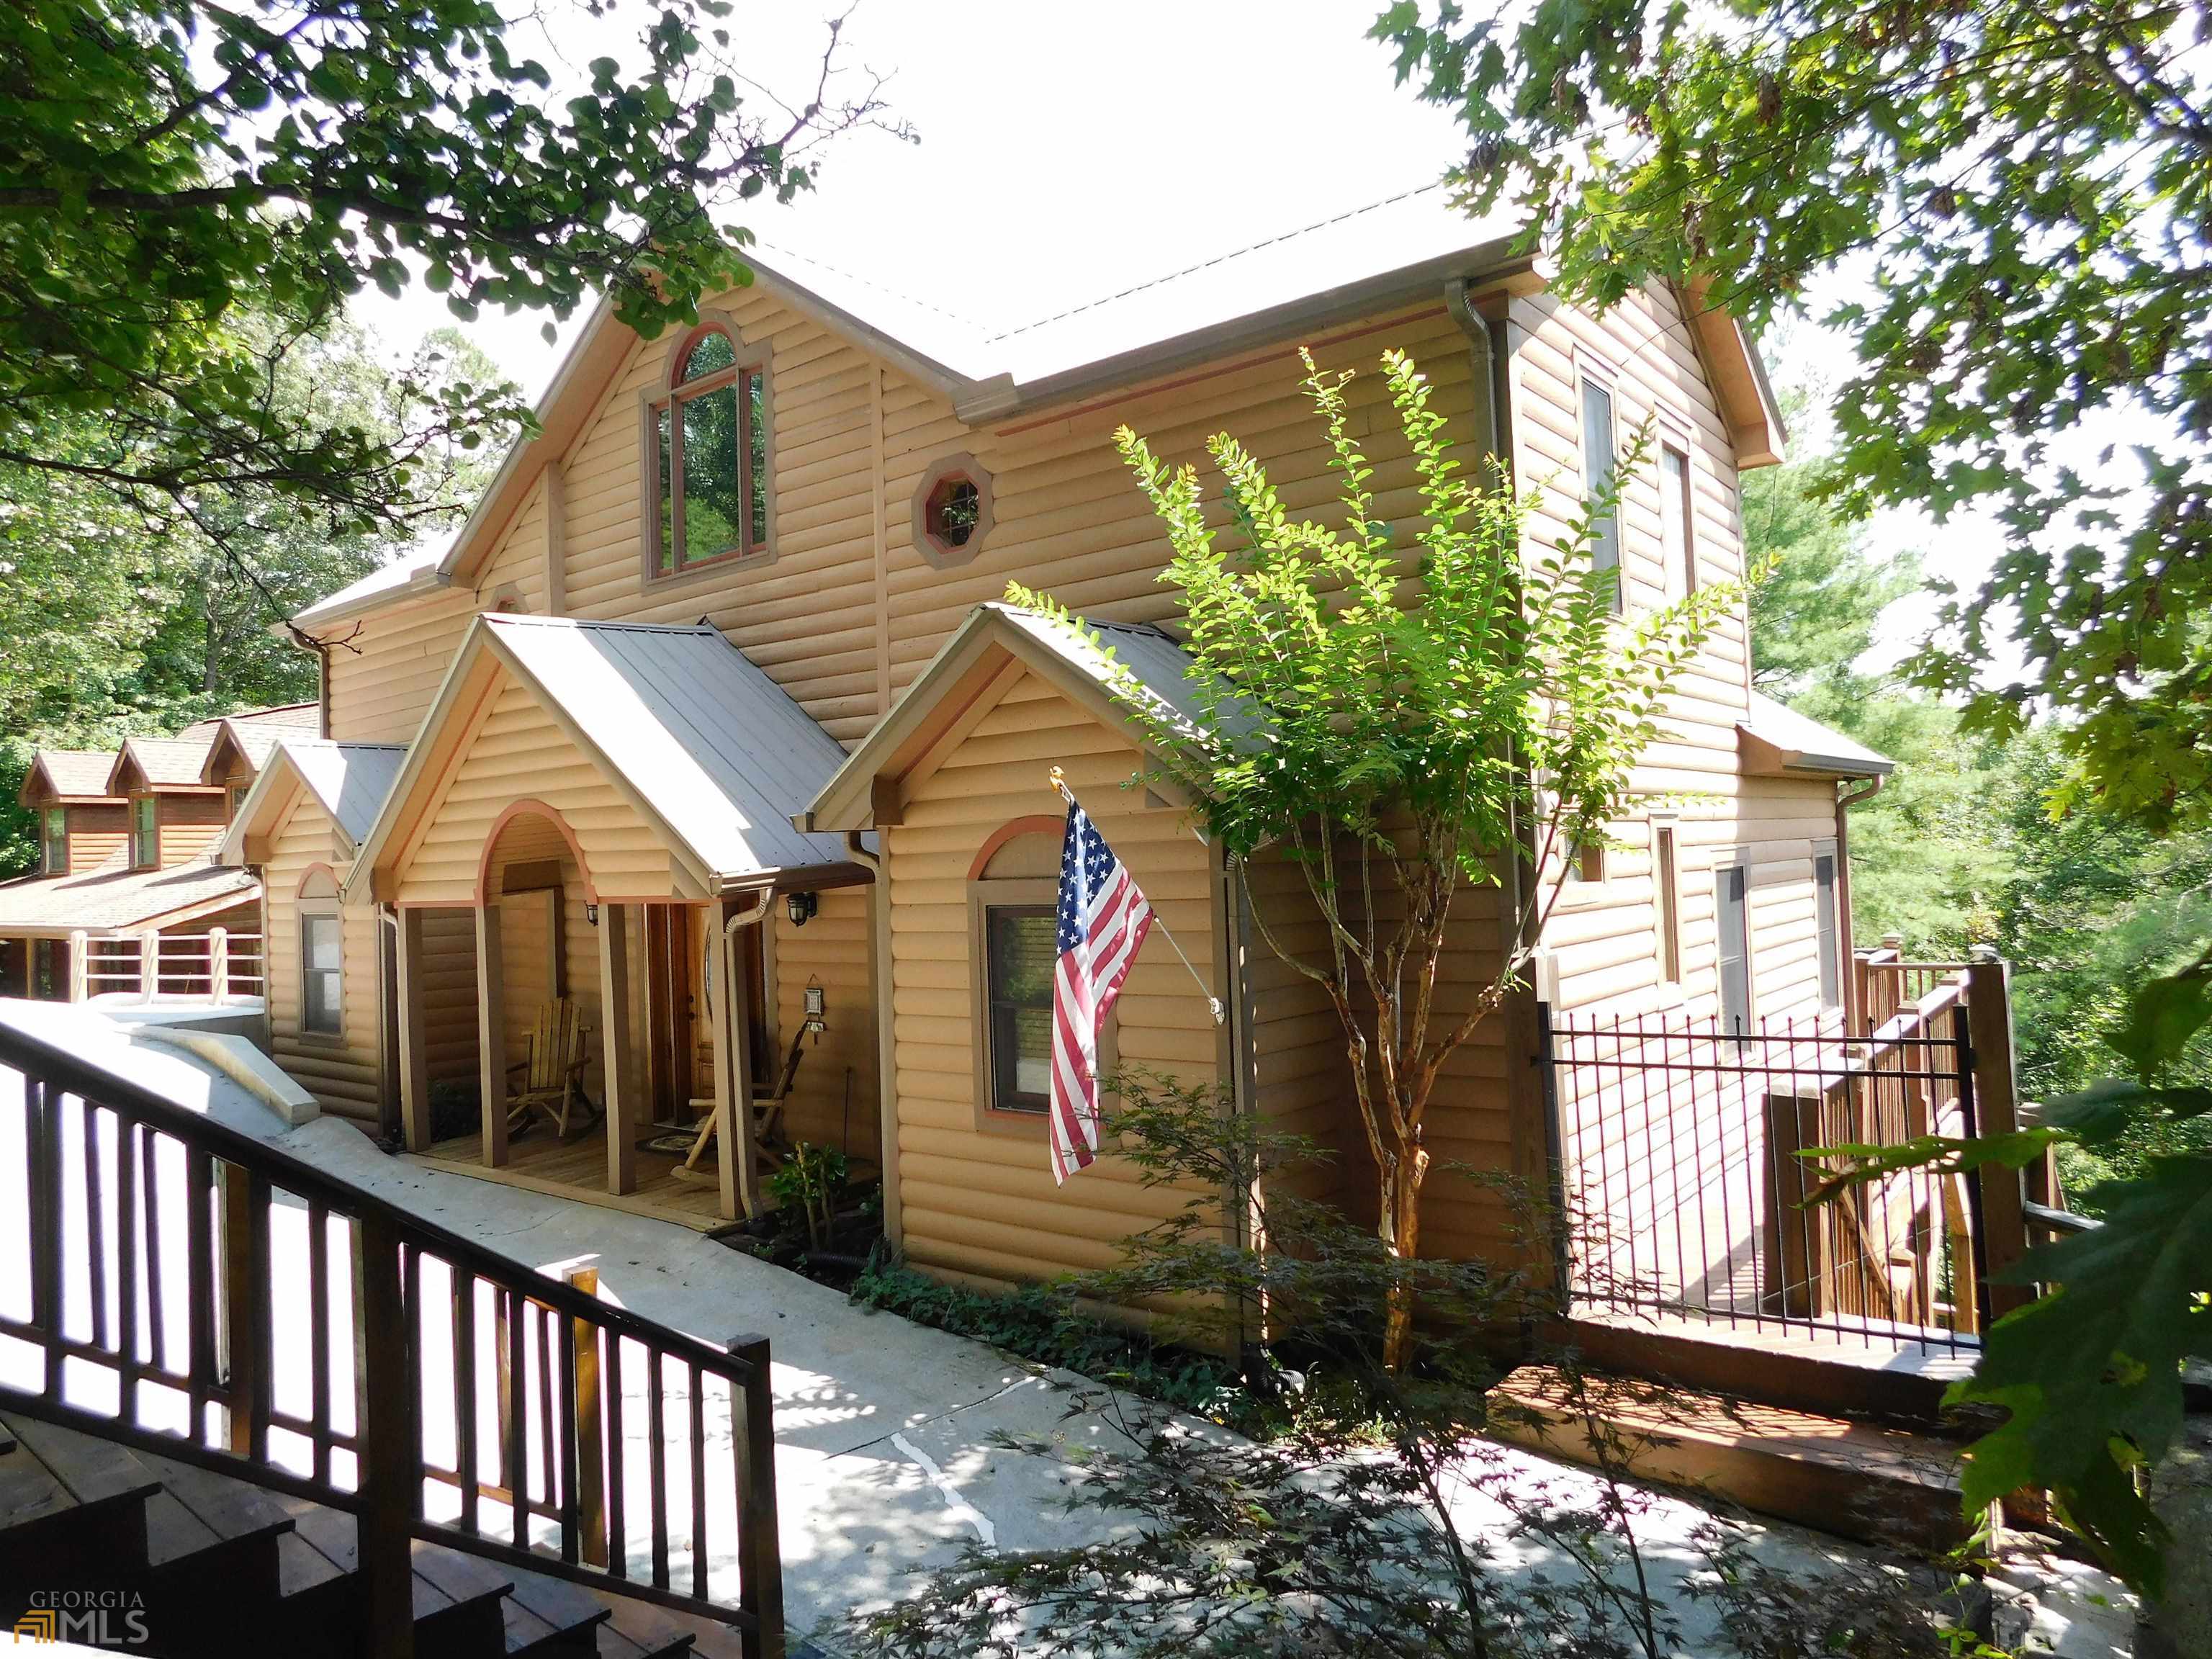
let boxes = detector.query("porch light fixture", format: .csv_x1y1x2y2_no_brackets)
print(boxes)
786,890,817,928
585,902,598,925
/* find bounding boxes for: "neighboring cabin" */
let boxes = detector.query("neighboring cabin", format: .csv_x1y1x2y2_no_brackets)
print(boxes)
0,705,318,1003
219,187,1887,1288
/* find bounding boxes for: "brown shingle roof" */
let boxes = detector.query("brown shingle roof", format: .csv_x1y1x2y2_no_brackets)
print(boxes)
113,734,220,791
22,751,122,805
0,849,256,935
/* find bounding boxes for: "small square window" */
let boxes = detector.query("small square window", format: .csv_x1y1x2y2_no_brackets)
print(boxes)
985,905,1055,1114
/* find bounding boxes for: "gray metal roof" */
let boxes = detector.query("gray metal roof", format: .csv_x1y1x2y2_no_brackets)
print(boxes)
484,615,866,885
278,739,408,847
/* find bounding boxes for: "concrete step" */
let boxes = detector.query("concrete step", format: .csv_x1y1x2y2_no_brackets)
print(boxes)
1487,1364,1975,1555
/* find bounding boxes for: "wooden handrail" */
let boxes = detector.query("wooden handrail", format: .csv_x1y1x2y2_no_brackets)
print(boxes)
0,1007,784,1656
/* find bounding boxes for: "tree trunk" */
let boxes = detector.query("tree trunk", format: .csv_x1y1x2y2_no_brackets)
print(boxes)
1380,1136,1430,1371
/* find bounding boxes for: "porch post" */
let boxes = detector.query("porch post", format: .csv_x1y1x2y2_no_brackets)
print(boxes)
396,908,433,1150
67,931,87,1003
709,908,761,1222
477,902,508,1167
210,927,229,1005
598,902,637,1195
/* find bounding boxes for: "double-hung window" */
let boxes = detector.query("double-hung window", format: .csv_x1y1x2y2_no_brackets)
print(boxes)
647,326,770,577
984,906,1056,1115
41,807,66,875
301,913,342,1036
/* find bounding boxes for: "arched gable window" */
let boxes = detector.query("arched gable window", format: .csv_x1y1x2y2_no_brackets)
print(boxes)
644,323,771,577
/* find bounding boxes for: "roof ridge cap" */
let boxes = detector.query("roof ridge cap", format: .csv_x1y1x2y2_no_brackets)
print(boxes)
986,180,1453,344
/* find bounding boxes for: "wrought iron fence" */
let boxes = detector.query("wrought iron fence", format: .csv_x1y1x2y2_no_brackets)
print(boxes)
1539,984,1987,1357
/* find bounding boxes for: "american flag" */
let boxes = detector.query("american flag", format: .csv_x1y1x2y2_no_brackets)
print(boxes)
1049,799,1154,1183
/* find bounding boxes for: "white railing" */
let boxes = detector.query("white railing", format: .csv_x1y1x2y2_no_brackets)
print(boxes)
71,927,265,1005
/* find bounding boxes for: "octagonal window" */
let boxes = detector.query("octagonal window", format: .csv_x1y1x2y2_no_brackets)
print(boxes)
911,454,994,567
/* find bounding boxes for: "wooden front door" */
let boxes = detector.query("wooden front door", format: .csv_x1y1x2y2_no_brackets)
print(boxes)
642,904,697,1123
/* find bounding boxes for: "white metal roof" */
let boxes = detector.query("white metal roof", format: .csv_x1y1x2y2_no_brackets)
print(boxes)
475,615,866,886
1737,691,1894,777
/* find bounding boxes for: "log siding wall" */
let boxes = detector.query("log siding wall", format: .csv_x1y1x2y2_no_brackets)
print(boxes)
296,270,1821,1268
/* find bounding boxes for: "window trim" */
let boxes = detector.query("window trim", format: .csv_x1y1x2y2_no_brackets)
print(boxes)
1812,839,1843,1013
1658,435,1697,599
966,869,1119,1138
910,452,997,570
638,317,777,587
1576,359,1623,612
1713,846,1755,1039
130,794,158,869
1653,817,1683,988
297,871,344,1043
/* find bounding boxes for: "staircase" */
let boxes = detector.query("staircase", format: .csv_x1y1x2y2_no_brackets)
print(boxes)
0,1007,786,1658
0,1412,752,1655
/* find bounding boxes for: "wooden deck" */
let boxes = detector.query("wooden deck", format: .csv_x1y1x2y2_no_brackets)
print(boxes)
413,1126,734,1231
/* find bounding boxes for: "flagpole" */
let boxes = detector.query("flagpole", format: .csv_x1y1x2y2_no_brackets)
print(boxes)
1051,767,1226,1028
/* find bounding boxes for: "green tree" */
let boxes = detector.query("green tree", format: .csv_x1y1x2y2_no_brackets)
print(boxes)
1014,349,1736,1371
1,0,899,581
1741,397,2013,950
1373,0,2209,832
0,315,502,876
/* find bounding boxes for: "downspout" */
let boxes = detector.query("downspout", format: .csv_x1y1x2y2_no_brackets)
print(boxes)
845,830,902,1249
1448,276,1556,1259
1835,775,1884,1035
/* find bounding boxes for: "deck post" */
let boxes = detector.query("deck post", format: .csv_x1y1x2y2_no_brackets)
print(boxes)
67,930,87,1003
477,902,508,1167
140,930,158,1002
599,903,637,1196
1965,947,2032,1320
397,908,433,1151
210,927,229,1004
355,1211,417,1658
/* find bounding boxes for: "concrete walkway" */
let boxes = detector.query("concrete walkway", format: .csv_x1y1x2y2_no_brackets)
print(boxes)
0,1004,2143,1656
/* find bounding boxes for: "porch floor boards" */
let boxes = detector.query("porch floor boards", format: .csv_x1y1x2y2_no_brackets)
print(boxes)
412,1128,731,1231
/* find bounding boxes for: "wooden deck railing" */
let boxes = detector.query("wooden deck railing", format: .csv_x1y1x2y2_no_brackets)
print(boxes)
0,1011,783,1658
73,927,265,1004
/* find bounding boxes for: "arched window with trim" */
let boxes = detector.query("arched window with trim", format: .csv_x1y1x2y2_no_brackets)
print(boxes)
645,323,771,577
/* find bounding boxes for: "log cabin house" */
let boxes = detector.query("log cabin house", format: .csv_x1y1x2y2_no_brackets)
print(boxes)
0,705,317,1003
212,187,1899,1295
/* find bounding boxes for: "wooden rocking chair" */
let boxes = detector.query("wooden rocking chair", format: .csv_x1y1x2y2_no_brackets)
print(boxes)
668,1018,816,1184
506,998,599,1141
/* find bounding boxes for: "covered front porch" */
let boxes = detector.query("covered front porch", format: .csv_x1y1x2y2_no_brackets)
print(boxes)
346,613,880,1228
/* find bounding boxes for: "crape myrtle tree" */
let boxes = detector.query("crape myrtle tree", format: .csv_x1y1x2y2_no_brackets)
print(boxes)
1367,0,2212,1588
1,0,902,613
1013,349,1740,1372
